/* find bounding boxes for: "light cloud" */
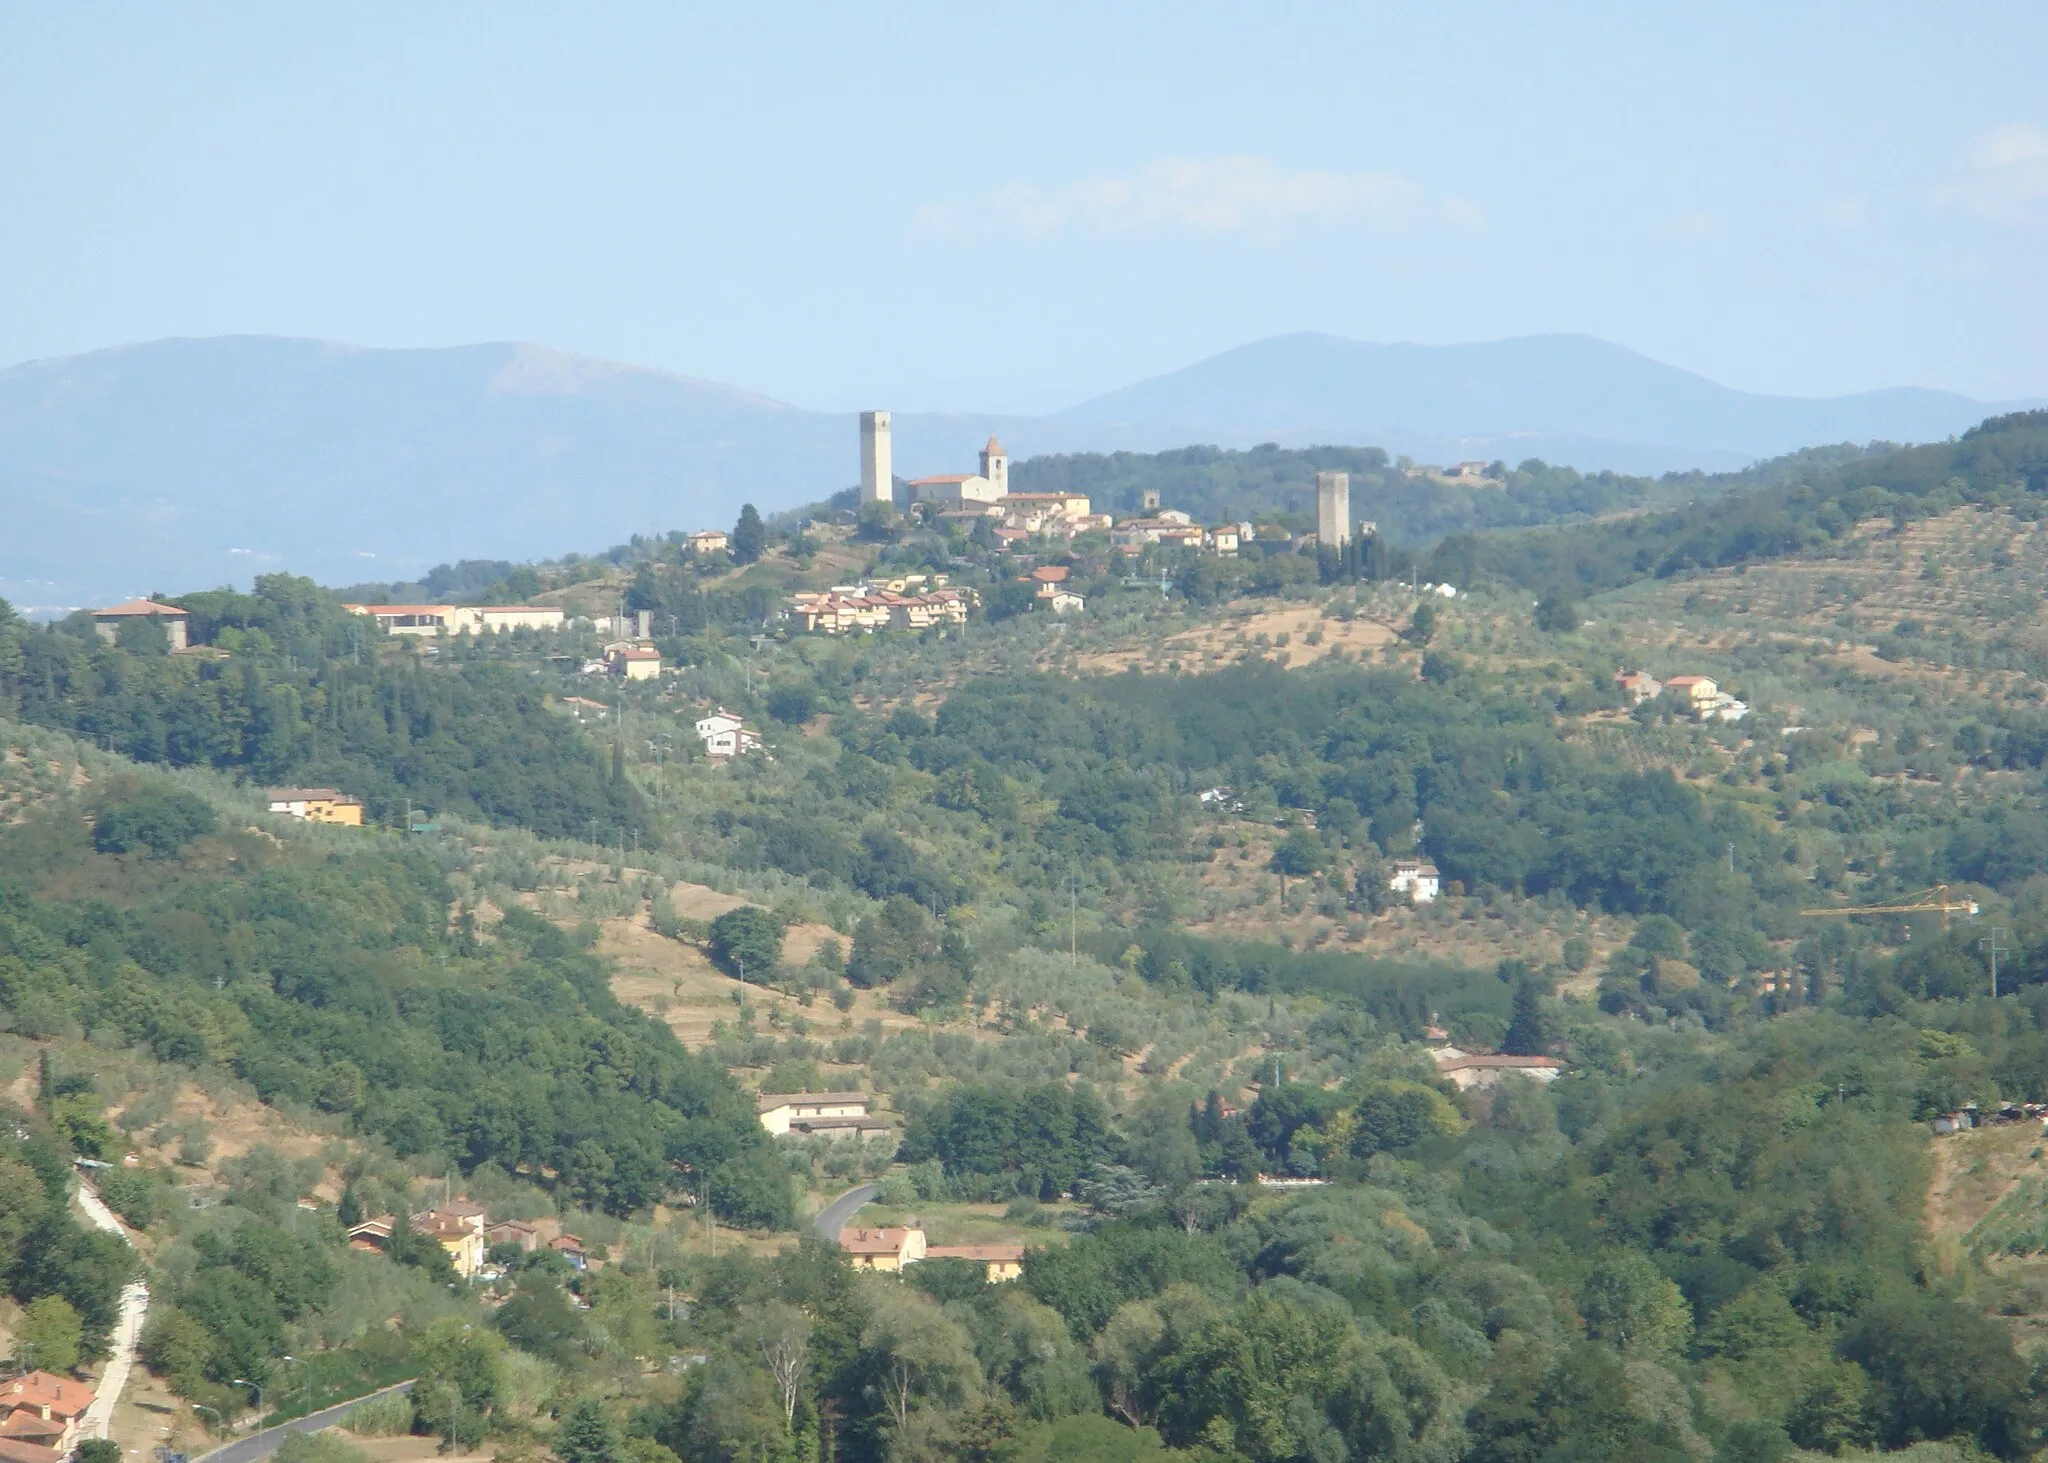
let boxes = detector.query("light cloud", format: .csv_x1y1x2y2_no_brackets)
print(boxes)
1939,123,2048,224
912,154,1474,239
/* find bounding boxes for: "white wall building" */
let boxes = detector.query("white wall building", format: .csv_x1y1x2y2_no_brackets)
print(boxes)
695,708,762,759
1389,859,1441,904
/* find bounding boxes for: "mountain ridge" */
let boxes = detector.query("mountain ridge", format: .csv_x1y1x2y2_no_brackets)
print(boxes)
0,331,2036,608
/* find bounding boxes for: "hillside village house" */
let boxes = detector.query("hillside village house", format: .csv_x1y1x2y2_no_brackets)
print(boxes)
839,1225,928,1273
487,1219,539,1252
757,1090,875,1135
835,1224,1022,1282
607,643,662,680
1661,673,1749,722
695,708,764,760
266,788,366,825
340,604,566,637
92,598,190,651
690,529,730,555
348,1206,487,1279
787,584,971,635
550,1233,590,1269
1389,860,1442,903
1429,1047,1566,1090
0,1372,95,1461
1614,670,1663,705
925,1243,1027,1283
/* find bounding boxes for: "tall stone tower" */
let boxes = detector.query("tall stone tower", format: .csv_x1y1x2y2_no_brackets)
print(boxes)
979,434,1009,498
1316,471,1352,547
860,411,893,507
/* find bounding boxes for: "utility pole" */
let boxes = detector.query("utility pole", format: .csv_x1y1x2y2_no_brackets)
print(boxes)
1983,927,2010,999
1727,842,1735,874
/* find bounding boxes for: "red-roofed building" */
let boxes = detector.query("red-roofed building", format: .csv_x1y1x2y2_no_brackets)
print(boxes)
837,1226,927,1272
924,1243,1025,1282
0,1373,95,1455
92,599,189,651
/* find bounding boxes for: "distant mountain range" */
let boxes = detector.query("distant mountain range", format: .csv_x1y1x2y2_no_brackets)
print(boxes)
0,332,2035,609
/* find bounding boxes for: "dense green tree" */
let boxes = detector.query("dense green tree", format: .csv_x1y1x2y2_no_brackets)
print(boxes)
556,1397,624,1463
707,905,784,980
731,504,767,565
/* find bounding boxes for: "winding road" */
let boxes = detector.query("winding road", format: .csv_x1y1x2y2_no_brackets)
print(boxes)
74,1178,148,1444
191,1382,415,1463
814,1182,877,1242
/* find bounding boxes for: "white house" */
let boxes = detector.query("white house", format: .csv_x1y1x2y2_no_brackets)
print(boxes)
695,708,762,759
1389,860,1441,904
758,1091,872,1135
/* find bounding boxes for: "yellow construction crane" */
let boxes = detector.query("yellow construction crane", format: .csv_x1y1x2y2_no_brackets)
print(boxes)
1799,884,1980,931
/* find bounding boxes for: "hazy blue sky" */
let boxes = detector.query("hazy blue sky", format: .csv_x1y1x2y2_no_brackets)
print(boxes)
2,4,2042,411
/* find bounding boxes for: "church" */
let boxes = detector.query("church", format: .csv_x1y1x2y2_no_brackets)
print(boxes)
905,435,1010,507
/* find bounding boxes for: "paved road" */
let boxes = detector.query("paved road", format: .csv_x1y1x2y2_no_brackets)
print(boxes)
815,1182,878,1241
74,1179,147,1442
193,1381,415,1463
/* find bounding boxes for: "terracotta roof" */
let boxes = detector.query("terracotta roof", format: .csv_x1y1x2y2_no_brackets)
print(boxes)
1664,675,1711,687
984,435,1005,454
2,1374,93,1419
838,1226,916,1256
925,1244,1024,1262
268,787,359,803
0,1437,63,1463
906,474,974,485
550,1233,586,1252
1028,565,1069,583
0,1417,64,1442
93,598,187,618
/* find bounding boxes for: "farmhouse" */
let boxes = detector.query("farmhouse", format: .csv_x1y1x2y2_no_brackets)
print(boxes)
695,708,763,760
925,1243,1026,1283
266,788,366,826
757,1091,871,1135
1389,860,1442,904
838,1226,928,1273
92,598,190,651
1429,1048,1566,1090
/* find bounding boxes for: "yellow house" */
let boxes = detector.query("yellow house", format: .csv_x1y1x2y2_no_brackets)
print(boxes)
267,788,366,826
1663,675,1720,714
413,1209,487,1279
925,1243,1025,1283
839,1226,927,1273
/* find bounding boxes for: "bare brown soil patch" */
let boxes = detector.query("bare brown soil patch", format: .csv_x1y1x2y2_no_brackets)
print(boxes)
1065,603,1401,677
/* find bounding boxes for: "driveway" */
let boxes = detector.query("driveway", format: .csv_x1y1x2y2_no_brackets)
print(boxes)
814,1183,877,1241
192,1381,415,1463
74,1178,147,1443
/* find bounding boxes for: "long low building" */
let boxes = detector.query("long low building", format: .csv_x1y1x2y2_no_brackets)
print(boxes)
267,788,366,825
341,604,567,636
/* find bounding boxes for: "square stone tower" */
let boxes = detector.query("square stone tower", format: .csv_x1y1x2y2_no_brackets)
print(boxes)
860,411,893,507
1316,471,1351,547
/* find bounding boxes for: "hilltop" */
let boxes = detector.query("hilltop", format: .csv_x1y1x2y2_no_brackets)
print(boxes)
2,332,2034,608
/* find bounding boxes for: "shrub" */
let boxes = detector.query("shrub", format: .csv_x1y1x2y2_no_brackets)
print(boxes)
707,906,784,980
93,787,217,857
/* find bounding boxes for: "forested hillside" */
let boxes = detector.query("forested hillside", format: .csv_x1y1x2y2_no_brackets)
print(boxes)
1476,408,2048,596
13,414,2048,1463
0,578,641,837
